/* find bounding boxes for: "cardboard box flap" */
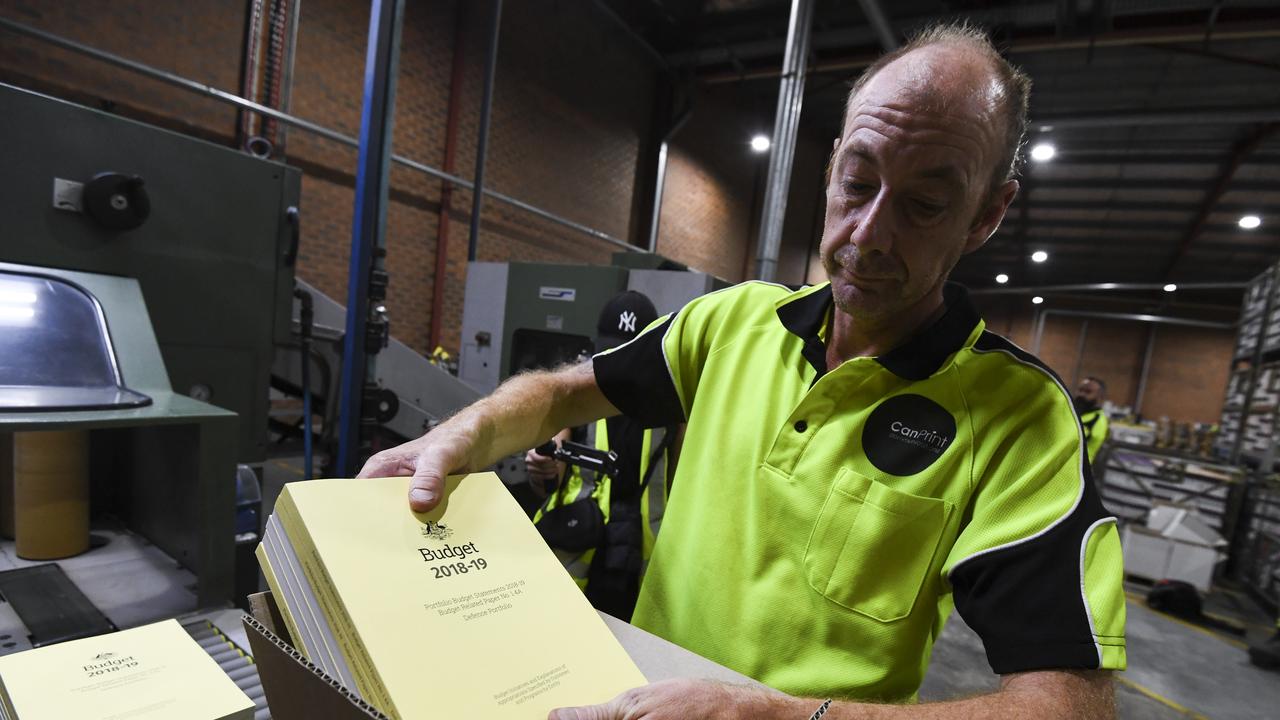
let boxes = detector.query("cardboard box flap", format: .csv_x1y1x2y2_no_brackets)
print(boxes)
241,612,388,720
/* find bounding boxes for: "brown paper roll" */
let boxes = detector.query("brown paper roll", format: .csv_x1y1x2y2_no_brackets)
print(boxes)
14,430,90,560
0,433,12,539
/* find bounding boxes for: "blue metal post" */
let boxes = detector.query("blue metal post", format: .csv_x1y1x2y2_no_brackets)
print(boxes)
337,0,405,475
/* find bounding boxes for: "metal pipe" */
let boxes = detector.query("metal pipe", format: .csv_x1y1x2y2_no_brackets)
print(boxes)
0,17,635,251
754,0,815,282
337,0,405,476
1032,308,1047,355
970,281,1248,295
1071,319,1089,388
430,4,469,351
1133,325,1158,416
648,141,669,253
468,0,503,262
277,0,303,155
1037,308,1235,330
856,0,898,51
589,0,669,70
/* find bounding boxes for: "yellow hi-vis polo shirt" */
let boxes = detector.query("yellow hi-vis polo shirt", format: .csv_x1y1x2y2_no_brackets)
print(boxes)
593,280,1127,702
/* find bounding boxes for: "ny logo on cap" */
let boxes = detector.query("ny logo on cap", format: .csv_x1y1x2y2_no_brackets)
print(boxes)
618,311,637,333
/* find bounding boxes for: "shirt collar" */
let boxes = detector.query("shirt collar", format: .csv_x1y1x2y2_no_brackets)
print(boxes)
775,281,983,381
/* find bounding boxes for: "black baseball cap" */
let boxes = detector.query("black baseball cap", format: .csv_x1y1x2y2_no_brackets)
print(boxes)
596,291,658,350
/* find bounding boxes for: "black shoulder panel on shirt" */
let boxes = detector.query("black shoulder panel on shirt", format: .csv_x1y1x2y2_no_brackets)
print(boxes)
954,331,1111,673
593,315,687,428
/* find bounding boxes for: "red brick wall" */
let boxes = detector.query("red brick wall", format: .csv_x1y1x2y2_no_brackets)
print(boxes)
0,0,664,356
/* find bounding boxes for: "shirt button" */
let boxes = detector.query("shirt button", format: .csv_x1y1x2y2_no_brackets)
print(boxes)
794,420,808,433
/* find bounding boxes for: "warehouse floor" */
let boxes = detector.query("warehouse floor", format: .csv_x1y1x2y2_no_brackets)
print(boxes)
263,458,1280,718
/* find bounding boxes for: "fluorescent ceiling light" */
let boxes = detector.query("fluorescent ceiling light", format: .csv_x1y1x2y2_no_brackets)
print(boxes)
995,273,1009,284
750,135,771,153
1239,215,1262,230
1032,296,1044,305
1163,283,1177,292
1031,250,1049,263
1030,143,1056,162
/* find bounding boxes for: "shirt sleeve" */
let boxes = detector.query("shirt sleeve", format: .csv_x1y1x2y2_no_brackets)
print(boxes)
944,365,1127,675
593,290,726,428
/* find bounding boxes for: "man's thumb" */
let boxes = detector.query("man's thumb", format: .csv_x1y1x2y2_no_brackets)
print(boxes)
547,704,614,720
408,468,443,512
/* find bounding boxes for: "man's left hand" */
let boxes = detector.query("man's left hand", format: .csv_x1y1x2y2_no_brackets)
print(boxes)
547,679,786,720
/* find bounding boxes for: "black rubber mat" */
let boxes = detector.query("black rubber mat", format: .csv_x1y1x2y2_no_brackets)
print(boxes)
0,564,115,646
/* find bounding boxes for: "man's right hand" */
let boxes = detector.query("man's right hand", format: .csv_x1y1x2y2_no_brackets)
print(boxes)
357,427,474,512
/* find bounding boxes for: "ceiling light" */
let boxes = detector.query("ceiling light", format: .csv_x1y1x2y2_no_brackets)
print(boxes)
995,273,1009,284
1031,250,1049,263
1163,283,1177,292
1030,143,1056,162
750,135,771,153
1032,296,1044,305
1239,215,1262,230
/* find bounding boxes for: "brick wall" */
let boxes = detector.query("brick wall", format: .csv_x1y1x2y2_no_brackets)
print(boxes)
0,0,672,356
976,299,1235,424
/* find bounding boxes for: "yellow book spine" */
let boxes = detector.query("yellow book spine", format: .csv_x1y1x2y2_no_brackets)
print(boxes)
255,543,309,660
276,492,397,717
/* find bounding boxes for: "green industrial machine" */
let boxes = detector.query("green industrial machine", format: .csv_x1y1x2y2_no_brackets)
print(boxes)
0,83,299,465
458,259,727,394
0,262,237,610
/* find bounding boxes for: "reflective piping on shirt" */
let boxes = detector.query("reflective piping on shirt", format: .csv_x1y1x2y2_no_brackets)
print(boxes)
948,343,1087,576
1078,515,1120,666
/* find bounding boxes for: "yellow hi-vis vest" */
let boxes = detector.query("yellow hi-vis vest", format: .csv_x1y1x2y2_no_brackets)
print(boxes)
533,419,672,588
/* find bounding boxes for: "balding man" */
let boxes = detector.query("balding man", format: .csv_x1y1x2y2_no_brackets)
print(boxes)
360,23,1125,719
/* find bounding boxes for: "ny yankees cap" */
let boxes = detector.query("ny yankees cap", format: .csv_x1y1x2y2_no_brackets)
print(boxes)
596,290,658,350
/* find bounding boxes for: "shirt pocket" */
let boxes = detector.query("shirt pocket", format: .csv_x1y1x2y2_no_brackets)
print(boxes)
803,467,952,622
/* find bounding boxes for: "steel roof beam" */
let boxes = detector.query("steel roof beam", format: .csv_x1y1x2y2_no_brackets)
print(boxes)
1162,122,1280,279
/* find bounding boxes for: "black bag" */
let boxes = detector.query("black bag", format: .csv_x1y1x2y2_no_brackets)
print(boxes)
535,495,605,553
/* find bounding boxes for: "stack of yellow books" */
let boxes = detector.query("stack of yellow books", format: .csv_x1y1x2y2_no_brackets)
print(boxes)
0,619,253,720
257,472,646,719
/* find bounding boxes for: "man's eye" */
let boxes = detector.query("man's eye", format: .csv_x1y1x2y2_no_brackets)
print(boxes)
912,199,945,217
842,181,875,195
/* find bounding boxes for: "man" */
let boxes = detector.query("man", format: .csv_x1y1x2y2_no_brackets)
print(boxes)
526,291,677,620
1074,376,1109,464
359,23,1125,719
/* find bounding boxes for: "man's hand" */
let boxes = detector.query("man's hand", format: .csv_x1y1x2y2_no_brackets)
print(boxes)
355,360,619,513
357,423,475,512
548,679,787,720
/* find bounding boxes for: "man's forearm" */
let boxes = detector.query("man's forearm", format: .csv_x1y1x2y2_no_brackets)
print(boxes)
437,361,616,473
749,671,1114,720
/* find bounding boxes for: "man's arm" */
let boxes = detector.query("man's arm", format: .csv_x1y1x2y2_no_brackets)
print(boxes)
356,360,618,511
548,670,1114,720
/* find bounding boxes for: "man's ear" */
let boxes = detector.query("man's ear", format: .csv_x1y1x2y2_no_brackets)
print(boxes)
964,179,1019,254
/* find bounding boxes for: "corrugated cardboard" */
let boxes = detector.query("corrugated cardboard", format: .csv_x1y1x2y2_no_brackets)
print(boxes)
242,591,758,719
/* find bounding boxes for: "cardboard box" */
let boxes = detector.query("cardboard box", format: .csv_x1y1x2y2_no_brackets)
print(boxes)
1121,504,1228,592
241,592,759,719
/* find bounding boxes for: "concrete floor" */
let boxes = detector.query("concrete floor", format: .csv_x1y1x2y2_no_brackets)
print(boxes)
263,456,1280,718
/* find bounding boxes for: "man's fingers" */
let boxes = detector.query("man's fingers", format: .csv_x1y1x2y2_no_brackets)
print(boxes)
355,452,397,479
547,704,617,720
407,466,444,512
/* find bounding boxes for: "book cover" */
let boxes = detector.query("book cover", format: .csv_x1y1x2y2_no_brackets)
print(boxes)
0,619,252,720
271,473,646,719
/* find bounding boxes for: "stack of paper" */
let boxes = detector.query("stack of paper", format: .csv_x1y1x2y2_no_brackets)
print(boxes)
257,473,645,719
0,619,253,720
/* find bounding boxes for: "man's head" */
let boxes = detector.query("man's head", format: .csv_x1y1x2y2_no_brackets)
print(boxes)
820,23,1030,322
1075,376,1106,413
596,291,658,351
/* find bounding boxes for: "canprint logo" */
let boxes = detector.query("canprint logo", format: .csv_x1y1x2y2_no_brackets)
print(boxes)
93,652,117,661
861,394,957,476
421,520,454,541
618,310,637,333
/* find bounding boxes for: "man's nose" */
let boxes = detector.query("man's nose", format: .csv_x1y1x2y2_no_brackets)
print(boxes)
848,191,894,254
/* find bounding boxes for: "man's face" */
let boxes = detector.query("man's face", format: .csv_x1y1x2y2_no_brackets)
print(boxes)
1076,379,1103,406
820,50,1016,321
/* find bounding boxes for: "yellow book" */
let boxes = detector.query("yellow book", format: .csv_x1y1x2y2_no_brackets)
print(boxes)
0,619,253,720
267,473,647,719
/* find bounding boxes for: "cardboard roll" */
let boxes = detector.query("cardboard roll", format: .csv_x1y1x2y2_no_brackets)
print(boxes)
13,430,90,560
